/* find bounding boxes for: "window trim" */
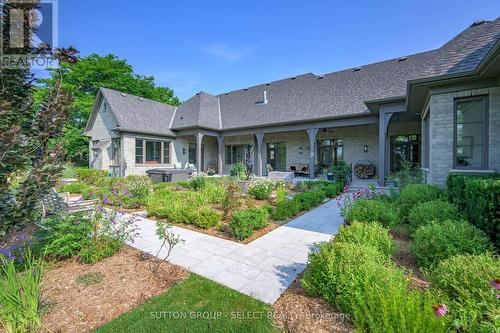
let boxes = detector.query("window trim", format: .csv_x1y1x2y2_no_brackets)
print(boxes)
453,95,489,170
225,144,247,165
135,138,172,165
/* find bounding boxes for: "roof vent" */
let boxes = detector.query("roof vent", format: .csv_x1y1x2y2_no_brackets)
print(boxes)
290,77,296,80
471,19,486,26
244,88,248,91
353,67,362,72
266,83,271,86
255,90,268,105
138,97,144,101
120,93,127,97
317,75,324,79
398,56,408,62
224,93,229,95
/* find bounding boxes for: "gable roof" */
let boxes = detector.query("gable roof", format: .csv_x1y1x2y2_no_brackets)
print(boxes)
86,87,177,136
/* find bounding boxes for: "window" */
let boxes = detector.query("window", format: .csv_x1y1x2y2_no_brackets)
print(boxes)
163,142,170,164
225,145,246,164
146,141,161,163
111,138,121,165
189,143,196,164
103,102,107,112
135,139,143,164
454,96,488,169
317,139,343,170
135,139,171,164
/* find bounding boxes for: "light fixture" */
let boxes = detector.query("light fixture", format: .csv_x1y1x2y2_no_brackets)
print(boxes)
299,147,303,154
182,148,186,155
363,145,368,153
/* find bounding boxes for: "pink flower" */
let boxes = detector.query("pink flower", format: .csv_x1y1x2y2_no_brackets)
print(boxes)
491,278,500,290
342,187,349,193
432,304,447,317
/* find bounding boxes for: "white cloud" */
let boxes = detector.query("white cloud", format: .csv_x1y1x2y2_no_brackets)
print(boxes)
200,42,254,62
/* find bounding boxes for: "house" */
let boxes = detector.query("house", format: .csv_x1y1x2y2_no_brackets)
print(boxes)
84,18,500,185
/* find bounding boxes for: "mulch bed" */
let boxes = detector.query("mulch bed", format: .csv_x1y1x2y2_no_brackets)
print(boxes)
272,273,354,333
390,224,430,289
40,246,189,333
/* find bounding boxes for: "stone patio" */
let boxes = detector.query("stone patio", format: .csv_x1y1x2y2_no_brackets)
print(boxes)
126,196,345,304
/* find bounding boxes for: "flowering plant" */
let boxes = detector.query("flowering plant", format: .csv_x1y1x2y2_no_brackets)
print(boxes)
337,184,384,217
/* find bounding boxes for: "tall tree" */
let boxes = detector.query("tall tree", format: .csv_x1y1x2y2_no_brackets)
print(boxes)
35,53,180,165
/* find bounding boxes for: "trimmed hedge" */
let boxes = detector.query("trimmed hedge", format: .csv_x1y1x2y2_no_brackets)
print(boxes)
344,197,398,228
407,200,461,235
334,221,396,257
411,220,493,268
230,207,269,240
447,173,500,248
293,190,326,210
399,184,445,221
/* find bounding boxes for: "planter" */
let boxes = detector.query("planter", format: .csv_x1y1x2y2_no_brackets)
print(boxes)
326,173,334,181
237,180,252,193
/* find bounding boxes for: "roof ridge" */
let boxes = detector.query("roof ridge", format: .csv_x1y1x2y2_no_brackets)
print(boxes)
100,87,175,109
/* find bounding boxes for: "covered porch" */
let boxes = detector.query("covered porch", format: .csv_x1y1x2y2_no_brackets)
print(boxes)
179,104,421,186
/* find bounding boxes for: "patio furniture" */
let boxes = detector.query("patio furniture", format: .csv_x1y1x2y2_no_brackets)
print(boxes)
145,168,194,183
290,164,309,176
41,188,98,218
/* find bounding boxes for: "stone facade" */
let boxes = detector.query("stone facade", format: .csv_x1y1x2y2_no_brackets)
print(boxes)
426,85,500,185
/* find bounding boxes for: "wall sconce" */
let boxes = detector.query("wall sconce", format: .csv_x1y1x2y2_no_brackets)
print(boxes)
363,145,368,153
182,147,186,155
299,147,303,154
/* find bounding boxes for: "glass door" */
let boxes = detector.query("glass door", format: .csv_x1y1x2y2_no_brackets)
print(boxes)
267,142,286,171
390,134,420,172
317,139,344,171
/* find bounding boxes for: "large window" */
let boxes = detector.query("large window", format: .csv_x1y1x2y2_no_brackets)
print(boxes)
454,96,488,169
267,142,286,171
135,139,171,164
317,139,343,171
225,145,246,165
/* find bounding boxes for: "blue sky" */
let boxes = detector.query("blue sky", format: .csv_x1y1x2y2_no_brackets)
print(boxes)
53,0,500,101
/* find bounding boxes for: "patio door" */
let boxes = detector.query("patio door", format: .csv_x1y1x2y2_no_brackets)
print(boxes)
390,134,420,172
317,139,344,171
267,142,286,171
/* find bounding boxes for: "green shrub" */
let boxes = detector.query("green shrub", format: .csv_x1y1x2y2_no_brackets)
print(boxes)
446,173,500,210
429,253,500,332
344,197,398,227
399,184,445,221
247,179,273,200
463,177,500,249
57,181,91,194
302,241,445,332
230,207,269,240
407,200,461,235
78,237,122,264
411,220,493,268
335,221,396,257
75,168,109,186
187,175,207,191
293,189,325,210
274,182,287,204
304,181,343,198
38,213,93,259
123,175,152,200
0,249,43,333
271,199,301,220
229,162,246,179
193,207,222,228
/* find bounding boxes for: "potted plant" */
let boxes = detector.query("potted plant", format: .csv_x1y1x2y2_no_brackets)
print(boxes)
206,168,216,176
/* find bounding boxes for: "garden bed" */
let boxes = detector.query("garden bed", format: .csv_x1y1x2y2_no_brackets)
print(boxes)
40,246,189,333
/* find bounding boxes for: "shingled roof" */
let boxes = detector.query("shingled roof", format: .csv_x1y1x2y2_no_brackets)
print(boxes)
88,18,500,134
96,87,177,136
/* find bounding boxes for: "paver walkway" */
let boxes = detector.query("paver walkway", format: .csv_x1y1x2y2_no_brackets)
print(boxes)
126,197,345,304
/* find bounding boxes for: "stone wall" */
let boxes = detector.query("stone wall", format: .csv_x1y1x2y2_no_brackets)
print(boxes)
427,86,500,185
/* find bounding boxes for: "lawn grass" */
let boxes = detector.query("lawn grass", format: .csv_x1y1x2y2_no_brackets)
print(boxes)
93,274,279,333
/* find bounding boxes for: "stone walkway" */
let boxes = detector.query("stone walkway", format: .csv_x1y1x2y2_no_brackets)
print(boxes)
126,197,344,304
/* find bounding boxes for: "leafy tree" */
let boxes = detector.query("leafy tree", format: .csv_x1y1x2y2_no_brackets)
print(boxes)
35,53,180,165
0,43,78,234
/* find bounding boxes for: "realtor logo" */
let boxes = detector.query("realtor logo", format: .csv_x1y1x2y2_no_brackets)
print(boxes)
0,0,58,68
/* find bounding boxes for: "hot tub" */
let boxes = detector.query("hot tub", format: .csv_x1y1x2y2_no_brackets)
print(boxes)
145,168,194,183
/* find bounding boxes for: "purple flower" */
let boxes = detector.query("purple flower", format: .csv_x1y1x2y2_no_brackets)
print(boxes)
432,304,447,317
491,278,500,290
102,193,111,204
18,233,28,240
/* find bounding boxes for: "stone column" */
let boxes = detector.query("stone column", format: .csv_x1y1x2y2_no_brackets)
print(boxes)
306,128,319,179
217,136,224,175
255,133,264,176
378,112,393,186
195,132,204,173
